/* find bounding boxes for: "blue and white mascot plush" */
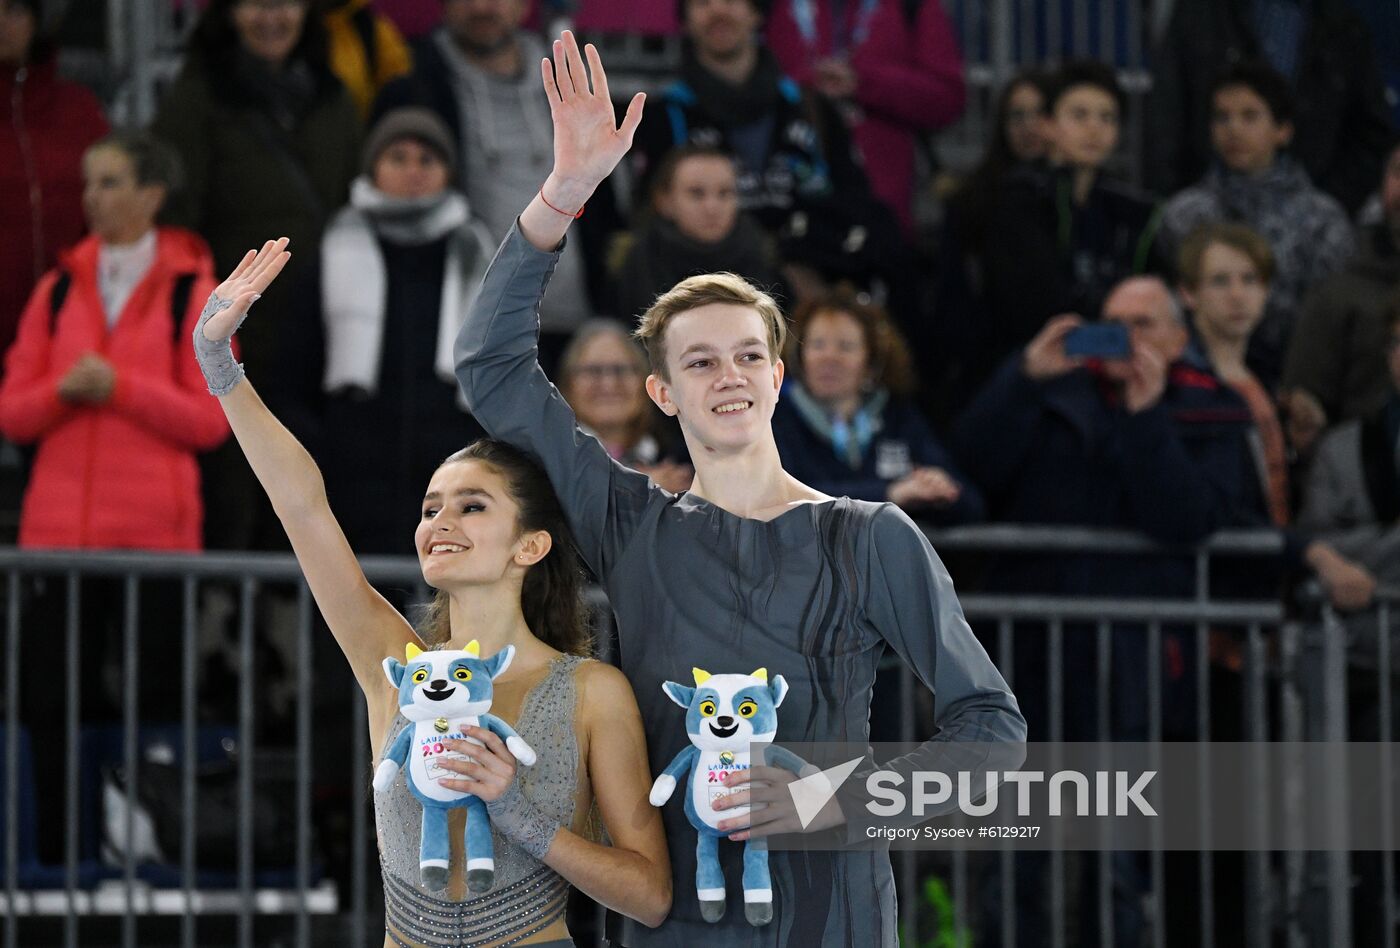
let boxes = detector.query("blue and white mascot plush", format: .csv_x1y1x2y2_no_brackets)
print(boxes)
649,667,813,925
373,641,536,892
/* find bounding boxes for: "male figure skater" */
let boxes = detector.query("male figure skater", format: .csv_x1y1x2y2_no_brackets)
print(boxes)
453,32,1025,946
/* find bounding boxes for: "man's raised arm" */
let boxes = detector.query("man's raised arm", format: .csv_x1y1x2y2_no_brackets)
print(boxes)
454,32,648,576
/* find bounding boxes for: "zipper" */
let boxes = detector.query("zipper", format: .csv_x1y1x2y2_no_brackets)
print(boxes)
11,65,46,284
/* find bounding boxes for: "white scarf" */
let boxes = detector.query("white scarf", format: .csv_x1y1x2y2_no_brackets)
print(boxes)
320,177,493,396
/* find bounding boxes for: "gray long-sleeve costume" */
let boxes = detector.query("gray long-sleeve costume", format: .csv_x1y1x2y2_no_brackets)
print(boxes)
455,223,1026,947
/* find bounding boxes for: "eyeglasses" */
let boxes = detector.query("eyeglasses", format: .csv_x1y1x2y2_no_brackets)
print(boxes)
572,363,641,382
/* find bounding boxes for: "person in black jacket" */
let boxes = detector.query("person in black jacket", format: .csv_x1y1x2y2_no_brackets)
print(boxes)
630,0,904,301
957,274,1250,947
773,289,983,522
969,60,1163,397
1146,0,1394,215
610,145,780,322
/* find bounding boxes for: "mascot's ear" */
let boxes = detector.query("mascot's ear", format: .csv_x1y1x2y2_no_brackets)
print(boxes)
662,681,696,708
769,674,789,708
484,645,515,679
383,657,406,689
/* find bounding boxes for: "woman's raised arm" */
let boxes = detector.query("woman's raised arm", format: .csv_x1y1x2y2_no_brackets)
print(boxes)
194,239,416,694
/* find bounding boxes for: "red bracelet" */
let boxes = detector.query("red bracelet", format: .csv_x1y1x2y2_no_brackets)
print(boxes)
538,188,585,219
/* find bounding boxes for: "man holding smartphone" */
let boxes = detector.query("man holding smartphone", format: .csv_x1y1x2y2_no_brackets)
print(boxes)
955,275,1251,946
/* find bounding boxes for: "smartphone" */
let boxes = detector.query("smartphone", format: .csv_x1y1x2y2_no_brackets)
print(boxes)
1063,322,1131,359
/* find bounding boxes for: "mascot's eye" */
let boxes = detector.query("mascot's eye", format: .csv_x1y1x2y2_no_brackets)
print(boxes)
453,668,472,681
737,701,757,718
411,669,428,684
699,700,716,717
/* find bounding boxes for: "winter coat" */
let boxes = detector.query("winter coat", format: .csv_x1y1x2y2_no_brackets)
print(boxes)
290,185,491,554
611,213,781,320
0,229,229,550
1146,0,1394,214
1282,223,1400,423
0,58,109,368
324,0,413,119
1161,156,1356,387
149,49,360,389
954,355,1252,598
772,384,984,523
767,0,965,232
630,45,876,233
970,164,1162,393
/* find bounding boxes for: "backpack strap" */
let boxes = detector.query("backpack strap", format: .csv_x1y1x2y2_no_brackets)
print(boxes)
169,273,196,344
47,271,72,334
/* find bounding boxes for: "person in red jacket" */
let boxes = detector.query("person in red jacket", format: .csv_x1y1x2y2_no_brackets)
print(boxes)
3,131,230,853
766,0,965,233
0,130,230,551
0,0,109,369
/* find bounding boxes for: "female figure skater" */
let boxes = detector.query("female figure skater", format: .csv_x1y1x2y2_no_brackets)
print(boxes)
190,241,670,946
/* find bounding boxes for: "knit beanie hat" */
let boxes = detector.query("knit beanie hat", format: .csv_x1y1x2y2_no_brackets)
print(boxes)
362,107,458,178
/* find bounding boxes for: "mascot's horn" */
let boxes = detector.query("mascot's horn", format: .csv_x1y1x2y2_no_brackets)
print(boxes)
692,668,711,686
751,668,768,682
465,639,481,657
406,642,423,661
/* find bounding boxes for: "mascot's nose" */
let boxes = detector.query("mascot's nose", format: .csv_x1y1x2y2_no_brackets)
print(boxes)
430,679,448,690
715,715,734,728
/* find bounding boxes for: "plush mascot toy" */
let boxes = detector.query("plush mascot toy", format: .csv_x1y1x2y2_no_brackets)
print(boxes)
649,667,812,925
373,641,536,892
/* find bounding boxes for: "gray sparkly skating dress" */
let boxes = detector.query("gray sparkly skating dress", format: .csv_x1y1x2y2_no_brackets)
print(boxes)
375,654,590,948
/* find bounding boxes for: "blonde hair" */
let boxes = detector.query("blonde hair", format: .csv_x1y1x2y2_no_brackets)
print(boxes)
632,272,786,380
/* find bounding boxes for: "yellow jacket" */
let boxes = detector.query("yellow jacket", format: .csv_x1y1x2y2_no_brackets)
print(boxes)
324,0,413,120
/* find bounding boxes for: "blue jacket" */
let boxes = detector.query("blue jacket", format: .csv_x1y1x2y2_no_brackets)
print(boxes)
773,388,984,524
954,353,1253,597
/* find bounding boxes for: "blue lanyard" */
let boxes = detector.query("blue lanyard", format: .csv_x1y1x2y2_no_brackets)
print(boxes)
791,0,883,55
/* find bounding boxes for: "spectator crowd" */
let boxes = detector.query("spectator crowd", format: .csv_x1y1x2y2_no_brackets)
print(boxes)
4,0,1400,943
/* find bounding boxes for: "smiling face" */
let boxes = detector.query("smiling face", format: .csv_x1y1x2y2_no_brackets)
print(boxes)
562,331,649,435
800,310,870,406
1181,242,1269,345
663,669,787,751
231,0,307,67
645,304,783,455
414,459,548,591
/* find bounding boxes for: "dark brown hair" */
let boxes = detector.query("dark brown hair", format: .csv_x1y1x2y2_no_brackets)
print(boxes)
416,440,591,656
789,290,916,396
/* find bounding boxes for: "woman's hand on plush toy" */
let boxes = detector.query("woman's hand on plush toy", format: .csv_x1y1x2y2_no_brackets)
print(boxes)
712,765,847,841
437,725,522,801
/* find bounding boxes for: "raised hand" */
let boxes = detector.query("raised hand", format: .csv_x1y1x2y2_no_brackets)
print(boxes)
202,238,291,342
193,238,290,396
539,31,645,209
1022,314,1086,382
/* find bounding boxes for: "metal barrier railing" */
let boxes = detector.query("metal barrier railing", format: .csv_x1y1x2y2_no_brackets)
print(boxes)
0,526,1386,948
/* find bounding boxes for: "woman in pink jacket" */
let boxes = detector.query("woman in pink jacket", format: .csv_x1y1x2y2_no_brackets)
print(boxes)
766,0,965,233
0,131,230,551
